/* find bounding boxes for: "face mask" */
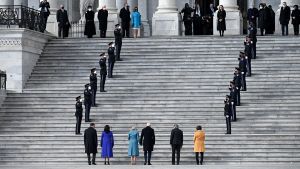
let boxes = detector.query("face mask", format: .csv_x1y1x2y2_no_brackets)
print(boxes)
112,44,115,48
103,7,106,10
259,6,263,9
88,86,91,90
88,8,92,11
94,71,97,74
61,7,64,9
118,26,121,29
80,99,83,102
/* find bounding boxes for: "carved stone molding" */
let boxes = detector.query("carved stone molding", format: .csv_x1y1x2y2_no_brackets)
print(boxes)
0,39,22,46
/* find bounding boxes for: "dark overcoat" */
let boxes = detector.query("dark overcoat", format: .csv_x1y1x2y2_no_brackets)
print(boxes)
98,9,108,31
84,127,98,154
217,10,226,31
140,126,155,151
84,10,96,36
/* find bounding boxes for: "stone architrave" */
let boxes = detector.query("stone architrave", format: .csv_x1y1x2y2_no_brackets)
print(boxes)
213,0,242,35
152,0,181,36
275,0,300,35
14,0,28,6
0,0,14,7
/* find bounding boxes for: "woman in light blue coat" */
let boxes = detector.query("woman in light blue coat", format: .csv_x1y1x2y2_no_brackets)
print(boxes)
131,7,141,38
128,126,139,165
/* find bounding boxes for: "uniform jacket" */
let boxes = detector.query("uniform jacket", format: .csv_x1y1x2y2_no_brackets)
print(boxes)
140,126,155,151
75,101,83,117
233,74,242,89
193,130,205,152
108,47,115,63
89,74,97,89
84,89,92,105
84,127,98,154
239,59,247,73
114,28,122,42
99,58,107,75
170,128,183,146
224,102,232,117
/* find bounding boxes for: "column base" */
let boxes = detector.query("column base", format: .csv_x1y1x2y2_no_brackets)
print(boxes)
213,10,243,35
152,12,181,36
46,10,59,37
141,20,150,37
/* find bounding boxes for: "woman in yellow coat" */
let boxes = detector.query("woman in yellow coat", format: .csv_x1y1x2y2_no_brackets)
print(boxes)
193,126,205,165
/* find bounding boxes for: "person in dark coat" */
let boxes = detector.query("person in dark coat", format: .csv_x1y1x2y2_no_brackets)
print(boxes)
239,52,247,91
193,3,203,35
291,5,300,35
56,5,69,38
224,95,232,134
84,6,96,38
75,96,83,135
119,3,131,38
114,24,123,61
99,53,107,92
266,5,275,34
84,84,92,122
39,0,50,32
280,2,291,36
248,22,257,59
98,5,108,38
217,5,226,37
84,123,98,165
90,68,97,107
140,123,155,165
258,3,267,36
181,3,194,36
101,125,114,165
247,6,259,27
229,82,237,121
170,124,183,165
107,42,116,78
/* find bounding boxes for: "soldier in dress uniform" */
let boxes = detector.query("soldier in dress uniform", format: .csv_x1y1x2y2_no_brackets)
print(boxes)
233,68,242,106
90,68,97,107
248,22,257,59
75,96,83,135
239,52,247,91
229,82,237,122
244,36,253,76
99,53,107,92
224,95,232,134
84,84,92,122
114,24,123,61
107,42,116,78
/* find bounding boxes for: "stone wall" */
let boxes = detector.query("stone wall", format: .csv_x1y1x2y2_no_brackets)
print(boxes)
0,28,55,93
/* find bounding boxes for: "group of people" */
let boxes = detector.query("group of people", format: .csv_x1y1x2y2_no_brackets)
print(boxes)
84,3,141,39
75,24,123,134
180,2,217,36
224,20,258,134
83,123,206,166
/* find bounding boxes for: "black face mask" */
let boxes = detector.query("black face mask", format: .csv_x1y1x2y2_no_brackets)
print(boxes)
61,7,64,9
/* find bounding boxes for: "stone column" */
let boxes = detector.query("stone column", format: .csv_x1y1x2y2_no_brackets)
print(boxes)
47,0,61,36
128,0,138,11
152,0,181,36
0,0,14,7
96,0,118,37
213,0,243,35
116,0,126,11
138,0,150,37
247,0,255,9
275,0,300,35
14,0,28,6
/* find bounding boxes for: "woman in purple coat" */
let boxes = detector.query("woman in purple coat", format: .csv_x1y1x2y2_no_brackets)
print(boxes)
101,125,114,165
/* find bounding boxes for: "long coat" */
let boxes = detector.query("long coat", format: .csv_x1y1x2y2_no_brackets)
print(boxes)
98,9,108,31
280,6,291,25
101,131,114,158
291,9,300,25
217,10,226,31
131,11,141,28
170,128,183,146
193,130,205,153
258,8,268,29
84,127,98,154
128,129,139,156
140,126,155,151
84,10,96,36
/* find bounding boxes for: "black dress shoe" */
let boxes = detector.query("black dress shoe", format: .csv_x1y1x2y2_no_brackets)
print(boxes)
88,162,91,165
144,162,147,165
100,90,107,92
148,162,152,165
92,163,96,165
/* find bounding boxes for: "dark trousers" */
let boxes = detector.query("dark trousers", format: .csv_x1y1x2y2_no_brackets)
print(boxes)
58,24,67,38
115,41,122,61
195,152,204,165
260,28,265,36
84,103,91,122
281,24,289,36
247,58,252,76
91,88,97,106
172,145,181,165
184,21,193,35
241,72,247,91
100,30,106,38
225,116,231,134
100,74,106,92
293,24,299,35
236,89,241,106
122,21,130,38
87,153,96,164
252,42,257,59
75,115,82,134
231,102,237,122
219,30,224,36
144,151,152,163
108,61,115,78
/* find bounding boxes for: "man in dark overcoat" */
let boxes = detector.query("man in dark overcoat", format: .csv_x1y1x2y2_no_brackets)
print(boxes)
140,123,155,165
56,5,69,38
98,5,108,38
280,2,291,36
84,5,96,38
170,124,183,165
119,3,131,38
84,123,98,165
